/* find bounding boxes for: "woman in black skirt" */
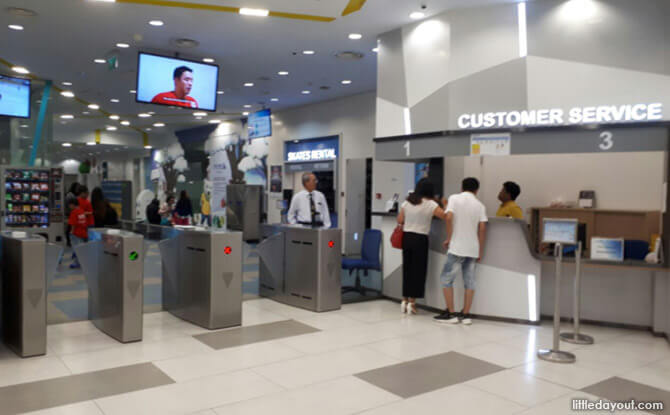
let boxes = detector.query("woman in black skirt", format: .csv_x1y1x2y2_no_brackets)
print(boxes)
396,178,446,314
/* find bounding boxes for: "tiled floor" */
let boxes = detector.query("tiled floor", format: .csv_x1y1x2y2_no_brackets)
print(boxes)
0,299,669,414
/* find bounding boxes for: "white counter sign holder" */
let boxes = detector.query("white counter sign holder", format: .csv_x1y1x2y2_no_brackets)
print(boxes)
538,218,578,364
560,240,595,345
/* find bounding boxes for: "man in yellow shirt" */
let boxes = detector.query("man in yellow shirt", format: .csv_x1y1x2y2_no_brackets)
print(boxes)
200,191,211,226
496,181,523,219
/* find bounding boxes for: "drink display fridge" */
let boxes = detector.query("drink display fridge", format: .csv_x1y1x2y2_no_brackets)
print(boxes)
0,167,65,244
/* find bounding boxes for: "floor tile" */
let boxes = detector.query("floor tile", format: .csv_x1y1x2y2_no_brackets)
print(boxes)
619,365,670,392
293,313,366,331
582,377,670,414
252,345,400,389
95,369,283,415
46,321,99,340
514,359,613,390
339,300,407,323
455,341,537,368
22,401,104,415
193,320,319,350
465,369,572,407
571,347,654,375
356,351,505,399
0,356,72,388
154,340,304,382
0,363,173,415
212,376,400,415
47,331,122,355
517,392,653,415
358,384,524,415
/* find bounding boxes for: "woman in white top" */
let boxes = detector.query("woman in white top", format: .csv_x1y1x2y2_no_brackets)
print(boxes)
397,178,446,314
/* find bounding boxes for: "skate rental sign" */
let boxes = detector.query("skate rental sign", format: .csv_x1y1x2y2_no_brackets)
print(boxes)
457,103,664,129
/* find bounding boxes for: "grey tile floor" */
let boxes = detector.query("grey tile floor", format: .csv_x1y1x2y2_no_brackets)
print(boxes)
0,299,668,414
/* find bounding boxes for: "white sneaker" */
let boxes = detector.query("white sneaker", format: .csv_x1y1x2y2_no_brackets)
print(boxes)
461,313,472,325
400,300,407,313
407,302,417,315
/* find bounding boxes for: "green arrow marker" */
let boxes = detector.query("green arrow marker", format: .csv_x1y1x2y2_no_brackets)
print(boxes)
129,251,139,261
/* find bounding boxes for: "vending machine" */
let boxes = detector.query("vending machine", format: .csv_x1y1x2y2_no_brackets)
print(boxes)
0,166,65,244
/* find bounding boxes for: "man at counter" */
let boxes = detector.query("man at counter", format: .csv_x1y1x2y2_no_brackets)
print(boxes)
287,172,331,228
435,178,487,325
496,181,523,219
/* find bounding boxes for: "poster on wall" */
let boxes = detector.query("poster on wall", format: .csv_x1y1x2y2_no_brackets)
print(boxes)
209,146,232,228
270,165,282,193
590,238,624,261
470,133,511,156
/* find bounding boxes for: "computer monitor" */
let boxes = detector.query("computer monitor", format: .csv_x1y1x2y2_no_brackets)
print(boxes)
542,218,578,245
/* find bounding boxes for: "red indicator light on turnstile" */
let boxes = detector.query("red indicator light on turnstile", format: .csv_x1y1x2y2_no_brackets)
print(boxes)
328,241,335,248
224,246,232,255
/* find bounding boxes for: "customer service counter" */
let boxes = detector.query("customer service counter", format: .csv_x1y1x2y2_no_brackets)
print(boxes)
372,213,670,334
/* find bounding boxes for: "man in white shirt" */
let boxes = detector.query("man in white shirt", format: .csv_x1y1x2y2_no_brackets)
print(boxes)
287,172,331,228
434,178,487,325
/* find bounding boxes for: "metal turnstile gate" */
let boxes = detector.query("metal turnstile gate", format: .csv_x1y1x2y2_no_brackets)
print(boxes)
1,232,61,357
75,229,144,343
160,229,243,330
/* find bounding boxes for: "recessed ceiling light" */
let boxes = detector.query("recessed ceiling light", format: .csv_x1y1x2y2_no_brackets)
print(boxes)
146,128,152,131
109,115,120,120
12,66,29,74
20,124,28,128
270,98,279,102
301,90,311,94
372,47,379,53
148,111,155,115
302,50,315,55
153,122,165,127
8,24,24,31
348,33,362,40
239,8,269,17
83,111,90,115
410,11,426,19
121,120,130,126
195,116,203,120
149,20,164,26
88,104,100,110
244,82,254,87
193,111,207,117
144,145,153,149
106,126,117,131
243,104,252,108
278,71,289,76
110,98,119,103
129,90,136,94
60,91,75,98
86,142,97,146
94,58,106,64
93,0,116,2
62,143,72,147
242,112,249,116
116,42,130,48
208,119,221,124
203,58,215,63
217,90,224,95
62,81,72,86
341,80,352,85
60,114,74,119
138,113,151,118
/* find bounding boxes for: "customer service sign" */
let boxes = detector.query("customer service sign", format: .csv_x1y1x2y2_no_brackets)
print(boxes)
457,103,664,129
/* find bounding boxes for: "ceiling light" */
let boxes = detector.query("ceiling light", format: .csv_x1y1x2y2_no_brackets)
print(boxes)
20,124,28,128
153,122,165,127
372,47,379,53
203,58,215,63
144,145,153,149
244,82,254,87
93,0,116,2
88,104,100,110
149,20,164,26
60,114,74,119
94,59,106,64
116,42,130,48
82,111,90,115
348,33,362,40
146,128,152,131
301,90,311,94
239,8,269,17
121,120,130,126
110,98,119,103
60,91,75,98
208,119,221,124
270,98,279,102
12,66,29,74
195,117,203,120
193,111,207,117
106,126,117,131
217,90,224,95
242,112,249,117
148,111,155,115
129,90,136,94
278,71,289,76
302,50,315,55
562,0,597,20
138,113,151,118
243,104,252,108
8,24,24,31
87,142,97,146
62,143,72,147
341,80,352,85
109,115,120,120
410,11,426,20
62,81,72,86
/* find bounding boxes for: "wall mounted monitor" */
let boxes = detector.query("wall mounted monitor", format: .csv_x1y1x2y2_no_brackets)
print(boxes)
136,52,219,111
0,75,31,118
542,218,578,245
248,109,272,139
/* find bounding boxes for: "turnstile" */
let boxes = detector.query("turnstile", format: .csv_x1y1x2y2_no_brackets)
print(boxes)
75,229,144,343
0,232,61,357
227,184,263,241
258,225,341,312
159,228,243,330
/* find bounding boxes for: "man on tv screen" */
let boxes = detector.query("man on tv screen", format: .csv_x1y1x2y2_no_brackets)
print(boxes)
151,66,199,108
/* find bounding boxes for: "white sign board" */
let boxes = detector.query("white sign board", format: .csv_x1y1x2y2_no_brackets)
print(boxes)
590,238,624,261
470,133,511,156
542,218,578,245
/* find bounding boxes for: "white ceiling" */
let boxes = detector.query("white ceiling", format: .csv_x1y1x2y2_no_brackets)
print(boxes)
1,0,518,146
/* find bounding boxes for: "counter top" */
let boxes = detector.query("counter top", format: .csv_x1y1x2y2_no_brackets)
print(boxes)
371,211,398,217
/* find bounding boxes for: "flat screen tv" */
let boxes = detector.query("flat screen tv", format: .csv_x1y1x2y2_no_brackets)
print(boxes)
136,52,219,111
248,108,272,139
0,75,30,118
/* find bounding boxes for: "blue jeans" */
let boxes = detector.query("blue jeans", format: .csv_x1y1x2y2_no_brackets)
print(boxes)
440,253,477,290
70,235,86,267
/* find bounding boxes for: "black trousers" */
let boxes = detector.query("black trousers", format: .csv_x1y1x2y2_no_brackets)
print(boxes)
402,232,429,298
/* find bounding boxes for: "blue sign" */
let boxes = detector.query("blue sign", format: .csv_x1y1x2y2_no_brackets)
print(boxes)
590,238,624,261
284,135,339,163
248,109,272,139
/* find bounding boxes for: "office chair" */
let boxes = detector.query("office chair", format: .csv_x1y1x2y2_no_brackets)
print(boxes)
342,229,382,297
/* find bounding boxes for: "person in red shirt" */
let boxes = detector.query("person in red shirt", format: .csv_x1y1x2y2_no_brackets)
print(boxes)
68,198,88,269
151,66,199,109
77,185,94,227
